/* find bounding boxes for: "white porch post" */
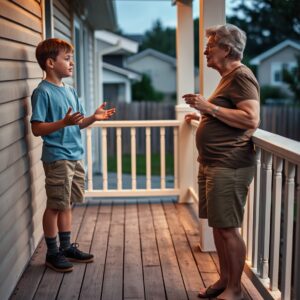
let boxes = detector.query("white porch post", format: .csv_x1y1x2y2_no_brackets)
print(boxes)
125,80,131,103
197,0,225,251
175,0,195,204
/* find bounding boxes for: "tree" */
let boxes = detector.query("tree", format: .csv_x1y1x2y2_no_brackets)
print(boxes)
226,0,300,58
140,20,176,57
132,74,163,102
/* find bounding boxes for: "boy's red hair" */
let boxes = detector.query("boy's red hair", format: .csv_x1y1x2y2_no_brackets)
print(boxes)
35,38,73,70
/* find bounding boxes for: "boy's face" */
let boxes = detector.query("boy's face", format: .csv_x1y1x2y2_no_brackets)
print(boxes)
47,50,74,78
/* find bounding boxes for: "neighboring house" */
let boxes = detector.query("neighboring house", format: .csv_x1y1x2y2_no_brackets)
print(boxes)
0,1,116,299
250,39,300,90
126,48,199,101
103,62,141,103
95,30,141,104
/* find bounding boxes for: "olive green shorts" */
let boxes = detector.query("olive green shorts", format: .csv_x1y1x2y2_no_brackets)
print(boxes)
198,165,254,228
43,160,85,210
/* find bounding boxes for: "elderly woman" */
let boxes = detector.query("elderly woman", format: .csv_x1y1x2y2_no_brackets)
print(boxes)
183,24,259,300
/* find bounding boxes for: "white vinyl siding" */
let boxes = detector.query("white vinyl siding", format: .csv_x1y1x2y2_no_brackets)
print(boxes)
0,1,45,299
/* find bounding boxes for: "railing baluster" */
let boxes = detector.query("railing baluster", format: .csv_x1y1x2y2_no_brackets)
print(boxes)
270,156,283,291
173,127,178,189
102,128,108,190
294,167,300,300
246,180,254,261
86,128,93,191
258,150,272,279
130,128,136,190
253,147,261,270
116,127,122,190
146,127,151,190
281,161,295,300
160,127,166,189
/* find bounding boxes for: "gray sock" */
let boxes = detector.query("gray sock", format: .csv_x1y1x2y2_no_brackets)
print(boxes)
59,231,71,250
45,236,59,256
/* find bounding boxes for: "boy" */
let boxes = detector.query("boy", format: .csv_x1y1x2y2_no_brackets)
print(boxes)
31,38,116,273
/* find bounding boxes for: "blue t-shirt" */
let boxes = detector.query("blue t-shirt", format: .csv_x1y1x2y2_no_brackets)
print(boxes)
31,80,86,162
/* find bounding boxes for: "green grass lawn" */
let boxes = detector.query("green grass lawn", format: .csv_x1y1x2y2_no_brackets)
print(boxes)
107,153,174,175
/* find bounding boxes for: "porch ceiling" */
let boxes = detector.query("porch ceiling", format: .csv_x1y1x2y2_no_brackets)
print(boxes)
78,0,117,31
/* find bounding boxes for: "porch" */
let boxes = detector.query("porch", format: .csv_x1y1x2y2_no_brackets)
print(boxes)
11,200,262,300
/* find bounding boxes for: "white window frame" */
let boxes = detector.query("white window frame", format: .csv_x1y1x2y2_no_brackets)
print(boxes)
74,17,85,101
43,0,54,39
271,61,297,86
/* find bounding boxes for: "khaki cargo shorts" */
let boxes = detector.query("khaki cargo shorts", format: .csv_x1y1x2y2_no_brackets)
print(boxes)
198,165,254,228
43,160,85,210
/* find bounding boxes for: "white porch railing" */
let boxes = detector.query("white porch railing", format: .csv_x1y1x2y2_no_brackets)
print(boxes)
85,120,180,198
85,119,300,299
189,120,300,300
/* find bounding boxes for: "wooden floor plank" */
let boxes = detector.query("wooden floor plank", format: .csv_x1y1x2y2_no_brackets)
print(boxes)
163,202,204,300
124,203,145,300
101,203,125,300
138,202,160,266
138,202,166,300
11,201,264,300
151,203,188,300
143,266,166,300
79,201,112,299
176,203,218,274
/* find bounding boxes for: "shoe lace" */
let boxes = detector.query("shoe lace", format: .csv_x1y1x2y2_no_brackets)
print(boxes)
69,243,84,254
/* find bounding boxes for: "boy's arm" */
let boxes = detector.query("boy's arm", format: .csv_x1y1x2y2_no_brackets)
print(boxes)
79,103,116,129
31,108,84,136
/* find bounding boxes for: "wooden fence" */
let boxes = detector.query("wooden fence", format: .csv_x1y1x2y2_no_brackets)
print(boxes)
103,102,300,155
260,106,300,141
105,101,176,155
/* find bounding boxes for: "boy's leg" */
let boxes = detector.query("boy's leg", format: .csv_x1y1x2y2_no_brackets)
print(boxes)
59,160,93,263
43,161,74,272
43,208,73,273
58,207,93,263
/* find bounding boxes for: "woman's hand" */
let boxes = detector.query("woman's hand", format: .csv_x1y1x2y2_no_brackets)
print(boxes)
94,102,116,121
184,112,201,123
182,93,209,113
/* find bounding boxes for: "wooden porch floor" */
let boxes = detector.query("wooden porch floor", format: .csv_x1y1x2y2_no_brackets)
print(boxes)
11,200,262,300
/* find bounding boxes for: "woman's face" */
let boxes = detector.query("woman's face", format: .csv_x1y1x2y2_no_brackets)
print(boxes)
204,36,228,70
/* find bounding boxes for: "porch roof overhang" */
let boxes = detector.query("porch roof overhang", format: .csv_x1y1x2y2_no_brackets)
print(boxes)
78,0,117,31
103,62,142,81
95,30,139,55
250,39,300,65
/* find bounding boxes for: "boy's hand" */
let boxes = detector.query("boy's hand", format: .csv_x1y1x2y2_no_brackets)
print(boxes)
94,102,116,121
63,107,84,126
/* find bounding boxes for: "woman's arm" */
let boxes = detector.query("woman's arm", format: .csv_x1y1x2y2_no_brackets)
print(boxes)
183,93,259,130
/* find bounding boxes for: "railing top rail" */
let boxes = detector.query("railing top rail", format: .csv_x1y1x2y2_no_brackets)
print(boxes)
89,120,181,128
253,129,300,165
189,122,300,165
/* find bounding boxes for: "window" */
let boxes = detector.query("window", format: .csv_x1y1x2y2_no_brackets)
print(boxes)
44,0,53,38
271,62,297,85
74,18,84,99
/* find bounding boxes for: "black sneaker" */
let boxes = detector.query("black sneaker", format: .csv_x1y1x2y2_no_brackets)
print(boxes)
45,251,73,273
61,243,94,263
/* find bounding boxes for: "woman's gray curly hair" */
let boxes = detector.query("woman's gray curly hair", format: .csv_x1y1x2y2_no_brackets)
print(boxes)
206,24,246,60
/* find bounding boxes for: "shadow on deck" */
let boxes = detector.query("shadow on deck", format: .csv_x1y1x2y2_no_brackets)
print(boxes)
11,200,262,300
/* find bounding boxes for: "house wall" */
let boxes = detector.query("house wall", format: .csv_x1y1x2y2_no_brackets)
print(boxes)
127,56,176,94
53,0,73,87
0,1,46,299
258,46,300,86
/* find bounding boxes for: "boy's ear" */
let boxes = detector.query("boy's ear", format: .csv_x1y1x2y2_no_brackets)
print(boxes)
45,57,55,69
